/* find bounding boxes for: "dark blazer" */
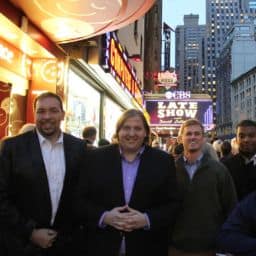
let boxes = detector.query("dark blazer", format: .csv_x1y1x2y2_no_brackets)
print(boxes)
217,191,256,255
0,130,86,256
223,153,256,201
76,144,180,256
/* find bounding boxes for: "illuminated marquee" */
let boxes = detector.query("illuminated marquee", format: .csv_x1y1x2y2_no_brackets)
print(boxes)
157,101,198,119
102,32,143,106
145,98,214,131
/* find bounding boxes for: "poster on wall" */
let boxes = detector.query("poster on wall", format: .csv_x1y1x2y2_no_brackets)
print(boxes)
0,82,11,138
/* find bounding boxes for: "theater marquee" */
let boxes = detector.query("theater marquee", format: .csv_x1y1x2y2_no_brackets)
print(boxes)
145,97,214,131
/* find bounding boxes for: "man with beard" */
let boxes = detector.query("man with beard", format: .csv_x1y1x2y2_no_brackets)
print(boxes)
0,92,86,256
223,119,256,201
169,119,237,256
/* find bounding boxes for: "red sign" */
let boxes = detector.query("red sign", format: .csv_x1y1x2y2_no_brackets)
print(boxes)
103,32,143,107
0,82,11,138
157,70,177,88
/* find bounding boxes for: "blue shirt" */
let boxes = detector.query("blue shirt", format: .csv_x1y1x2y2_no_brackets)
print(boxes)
183,154,203,180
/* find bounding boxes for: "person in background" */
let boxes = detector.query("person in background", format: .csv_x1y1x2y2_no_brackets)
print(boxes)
220,140,232,163
98,138,110,147
82,126,97,149
230,137,239,155
151,138,161,149
18,123,36,134
168,143,184,161
212,139,223,159
76,109,180,256
216,191,256,255
169,119,237,256
222,119,256,201
0,92,86,256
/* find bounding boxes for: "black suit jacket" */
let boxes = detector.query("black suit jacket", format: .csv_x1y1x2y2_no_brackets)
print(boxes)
223,153,256,201
0,130,86,256
76,144,180,256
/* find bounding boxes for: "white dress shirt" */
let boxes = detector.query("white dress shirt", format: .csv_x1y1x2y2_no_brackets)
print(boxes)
37,130,66,225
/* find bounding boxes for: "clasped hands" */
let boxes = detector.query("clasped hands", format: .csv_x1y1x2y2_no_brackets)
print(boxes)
103,205,148,232
30,228,57,249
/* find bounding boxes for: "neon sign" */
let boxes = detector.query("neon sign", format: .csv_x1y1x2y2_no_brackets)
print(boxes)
145,98,213,130
165,91,191,99
102,32,143,106
157,101,197,119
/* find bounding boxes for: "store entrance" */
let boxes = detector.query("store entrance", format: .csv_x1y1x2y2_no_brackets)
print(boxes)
0,81,11,138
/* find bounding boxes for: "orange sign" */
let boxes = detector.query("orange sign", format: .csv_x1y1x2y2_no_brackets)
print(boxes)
0,37,31,79
104,33,143,107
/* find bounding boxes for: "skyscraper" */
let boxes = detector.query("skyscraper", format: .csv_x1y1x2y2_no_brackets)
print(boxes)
175,14,206,93
206,0,256,126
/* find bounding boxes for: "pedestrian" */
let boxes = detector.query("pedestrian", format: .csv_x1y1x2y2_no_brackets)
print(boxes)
217,191,256,255
222,119,256,201
0,92,86,256
82,125,97,149
98,138,110,147
76,109,180,256
219,140,232,163
169,119,237,256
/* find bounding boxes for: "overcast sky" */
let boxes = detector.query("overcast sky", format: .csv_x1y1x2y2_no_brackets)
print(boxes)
162,0,206,66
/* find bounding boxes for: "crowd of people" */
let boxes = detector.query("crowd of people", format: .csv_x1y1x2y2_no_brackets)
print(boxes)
0,91,256,256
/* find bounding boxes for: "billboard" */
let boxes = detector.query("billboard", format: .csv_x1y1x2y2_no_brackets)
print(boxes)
145,98,214,131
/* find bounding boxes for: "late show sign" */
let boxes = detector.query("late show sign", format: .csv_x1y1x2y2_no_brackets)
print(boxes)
145,99,213,130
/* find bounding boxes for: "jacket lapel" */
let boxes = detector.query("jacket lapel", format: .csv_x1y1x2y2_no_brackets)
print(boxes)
129,146,150,207
54,133,72,221
29,131,52,221
111,145,126,205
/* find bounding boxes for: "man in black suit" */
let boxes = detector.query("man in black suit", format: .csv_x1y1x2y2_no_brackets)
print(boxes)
223,119,256,201
0,92,86,256
76,109,180,256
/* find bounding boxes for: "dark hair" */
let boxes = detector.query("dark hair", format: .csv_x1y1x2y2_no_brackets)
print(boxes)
34,92,63,111
115,109,150,144
82,126,97,139
98,138,110,147
236,119,256,131
221,140,232,156
174,143,184,155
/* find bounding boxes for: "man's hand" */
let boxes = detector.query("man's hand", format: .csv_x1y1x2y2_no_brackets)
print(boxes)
122,207,148,231
30,228,57,249
103,206,148,232
103,206,134,231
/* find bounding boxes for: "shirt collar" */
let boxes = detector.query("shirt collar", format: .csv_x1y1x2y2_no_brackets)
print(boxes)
36,129,64,145
119,146,145,160
244,154,256,166
183,153,204,165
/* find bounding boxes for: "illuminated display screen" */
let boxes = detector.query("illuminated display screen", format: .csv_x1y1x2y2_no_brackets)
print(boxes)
145,98,214,131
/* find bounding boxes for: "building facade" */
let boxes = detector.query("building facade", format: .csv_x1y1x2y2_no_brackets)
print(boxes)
206,0,256,128
175,14,206,93
217,22,256,136
231,66,256,130
144,0,163,93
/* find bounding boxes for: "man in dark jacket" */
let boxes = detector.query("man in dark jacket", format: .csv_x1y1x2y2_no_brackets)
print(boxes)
217,191,256,255
223,119,256,201
0,92,86,256
169,119,237,256
76,109,180,256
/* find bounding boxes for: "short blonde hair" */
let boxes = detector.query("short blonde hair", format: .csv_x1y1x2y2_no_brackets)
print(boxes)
179,119,204,137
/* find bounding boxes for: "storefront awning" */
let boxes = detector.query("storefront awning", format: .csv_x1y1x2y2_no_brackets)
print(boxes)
10,0,156,44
